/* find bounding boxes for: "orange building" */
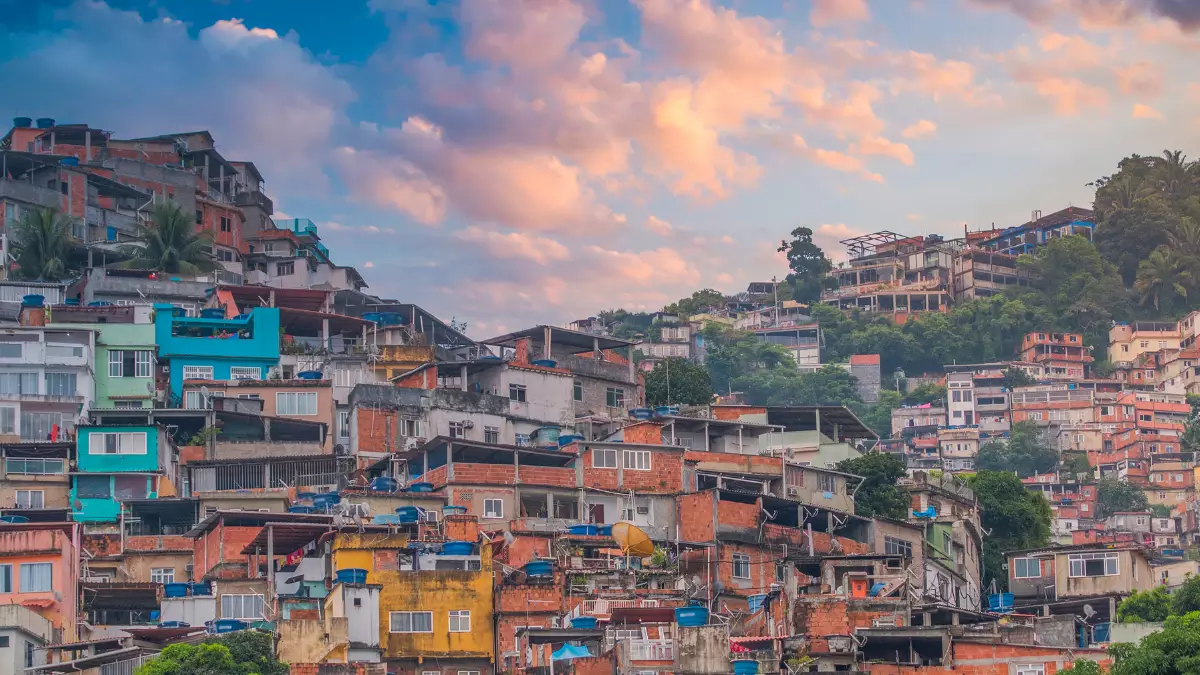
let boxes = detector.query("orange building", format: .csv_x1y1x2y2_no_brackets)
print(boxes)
1019,332,1093,379
0,521,81,642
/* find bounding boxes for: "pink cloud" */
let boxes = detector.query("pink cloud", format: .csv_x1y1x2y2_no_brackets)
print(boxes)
1131,103,1163,119
810,0,871,27
460,0,588,71
333,147,447,225
794,135,885,182
645,215,674,235
453,226,572,264
887,50,991,103
805,81,886,139
1113,61,1165,97
1037,32,1108,69
852,136,916,165
902,119,938,139
1030,76,1110,115
1189,83,1200,101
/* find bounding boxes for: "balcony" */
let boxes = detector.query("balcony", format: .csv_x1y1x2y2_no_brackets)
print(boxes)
580,598,661,616
628,639,675,661
99,655,154,675
0,178,60,208
4,457,66,476
234,189,274,213
85,204,142,237
281,335,373,357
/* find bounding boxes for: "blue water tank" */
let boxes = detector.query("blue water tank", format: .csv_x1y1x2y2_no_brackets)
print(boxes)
13,117,32,128
200,308,225,319
732,660,759,675
675,606,709,627
371,476,399,493
59,157,79,167
163,583,190,598
395,506,420,523
288,506,315,514
213,619,248,634
36,118,55,129
570,617,597,629
158,621,190,628
531,359,557,368
190,582,213,596
442,505,467,516
64,298,80,306
408,482,433,493
21,295,44,308
442,541,474,556
336,569,368,584
296,370,323,380
523,561,554,577
568,524,598,536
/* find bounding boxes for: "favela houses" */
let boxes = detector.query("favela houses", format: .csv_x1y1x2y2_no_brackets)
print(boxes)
3,1,1200,674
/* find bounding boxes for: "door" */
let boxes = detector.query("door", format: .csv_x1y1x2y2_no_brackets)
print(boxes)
588,504,605,524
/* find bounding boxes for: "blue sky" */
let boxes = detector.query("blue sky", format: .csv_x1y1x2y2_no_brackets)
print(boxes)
2,0,1198,336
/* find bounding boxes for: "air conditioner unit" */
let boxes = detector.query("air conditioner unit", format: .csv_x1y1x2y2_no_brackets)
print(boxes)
787,487,799,497
420,510,440,523
872,616,897,628
462,420,475,429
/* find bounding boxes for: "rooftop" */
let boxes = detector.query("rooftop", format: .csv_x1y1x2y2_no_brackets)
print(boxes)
482,325,635,353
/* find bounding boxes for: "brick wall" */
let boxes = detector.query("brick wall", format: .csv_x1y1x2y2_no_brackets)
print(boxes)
711,406,766,421
83,533,121,557
356,408,397,454
394,368,437,389
290,663,387,675
423,465,449,488
624,421,664,445
677,492,715,542
623,450,683,492
179,445,205,465
718,499,761,529
495,533,553,568
581,448,620,490
497,583,563,614
444,515,480,542
518,466,576,488
125,535,193,551
453,463,515,485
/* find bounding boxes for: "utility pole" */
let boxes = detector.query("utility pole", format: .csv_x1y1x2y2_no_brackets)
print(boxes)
772,276,780,326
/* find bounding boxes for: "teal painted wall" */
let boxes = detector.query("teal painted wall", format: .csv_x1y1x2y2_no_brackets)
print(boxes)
76,426,160,473
154,305,280,398
70,474,155,522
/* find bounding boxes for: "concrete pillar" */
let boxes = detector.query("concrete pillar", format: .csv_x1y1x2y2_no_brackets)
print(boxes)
460,364,468,392
85,131,91,164
322,318,330,349
593,336,600,360
204,154,210,182
219,165,225,196
266,525,274,607
543,326,552,359
704,422,710,452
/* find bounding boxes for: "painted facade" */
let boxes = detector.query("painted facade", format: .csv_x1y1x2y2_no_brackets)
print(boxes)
154,304,280,400
70,426,171,522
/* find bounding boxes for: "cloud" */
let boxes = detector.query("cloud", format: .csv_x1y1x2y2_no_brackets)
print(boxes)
887,51,991,103
453,226,572,264
907,213,922,221
902,119,938,139
459,0,588,71
333,147,448,225
805,82,886,140
0,1,355,195
1131,102,1163,118
852,136,916,165
793,136,885,182
810,0,871,26
1190,83,1200,101
645,215,675,236
966,0,1200,31
1030,77,1110,115
364,261,375,268
1113,61,1165,96
1037,32,1108,69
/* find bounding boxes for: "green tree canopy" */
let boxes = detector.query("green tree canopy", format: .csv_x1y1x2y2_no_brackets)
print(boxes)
731,364,861,407
136,632,285,675
1013,235,1131,346
852,389,902,439
11,207,76,281
902,381,946,406
663,289,726,317
1117,586,1172,623
119,201,217,275
836,452,908,520
968,471,1052,589
702,324,796,395
644,358,714,406
778,227,832,304
1095,477,1150,519
975,422,1059,478
1109,611,1200,675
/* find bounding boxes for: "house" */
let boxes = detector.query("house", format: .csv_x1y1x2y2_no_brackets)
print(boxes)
0,442,70,512
70,425,175,523
1006,543,1156,624
0,521,81,642
47,304,156,411
153,303,280,402
0,605,55,675
712,405,878,466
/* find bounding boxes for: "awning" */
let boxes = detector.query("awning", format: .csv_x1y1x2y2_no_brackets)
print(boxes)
552,644,593,661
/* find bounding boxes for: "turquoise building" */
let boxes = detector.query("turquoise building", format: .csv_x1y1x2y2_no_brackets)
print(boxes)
71,425,172,522
154,304,281,401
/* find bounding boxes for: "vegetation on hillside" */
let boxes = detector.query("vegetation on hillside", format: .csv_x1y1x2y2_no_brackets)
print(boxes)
968,471,1052,589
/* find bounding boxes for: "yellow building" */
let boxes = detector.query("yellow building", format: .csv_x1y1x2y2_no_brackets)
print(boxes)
1109,321,1182,364
331,531,495,675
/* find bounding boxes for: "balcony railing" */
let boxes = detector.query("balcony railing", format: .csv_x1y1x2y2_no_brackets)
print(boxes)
581,598,660,615
281,336,374,356
99,655,153,675
628,639,675,661
85,609,159,626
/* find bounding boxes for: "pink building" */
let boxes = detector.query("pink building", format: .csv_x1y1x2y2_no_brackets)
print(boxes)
0,521,80,642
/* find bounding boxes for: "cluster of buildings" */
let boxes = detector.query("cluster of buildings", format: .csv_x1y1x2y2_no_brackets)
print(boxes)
0,116,1163,675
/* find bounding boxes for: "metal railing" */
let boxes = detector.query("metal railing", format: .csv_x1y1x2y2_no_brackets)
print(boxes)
628,639,674,661
581,599,660,615
100,655,153,675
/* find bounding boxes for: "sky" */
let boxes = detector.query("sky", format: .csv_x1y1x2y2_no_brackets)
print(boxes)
1,0,1198,338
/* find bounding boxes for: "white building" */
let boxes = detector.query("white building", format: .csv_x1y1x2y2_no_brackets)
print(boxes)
0,309,96,441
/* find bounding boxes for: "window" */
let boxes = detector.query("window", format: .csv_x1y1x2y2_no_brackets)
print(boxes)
44,373,77,397
184,390,206,410
1140,341,1149,348
230,367,260,381
606,387,626,408
0,343,22,359
1016,665,1045,675
15,490,43,509
484,426,499,444
151,568,175,584
484,499,504,519
884,536,913,558
943,532,954,553
18,563,52,592
593,448,617,468
449,610,471,633
75,476,111,499
1068,552,1119,577
221,594,265,619
220,216,232,232
4,202,18,222
573,381,582,402
339,412,350,439
1013,558,1042,579
449,422,466,439
0,636,6,648
0,564,10,593
276,261,295,276
0,407,15,435
732,553,751,579
508,384,527,402
819,473,836,492
276,392,318,416
89,432,147,455
0,373,37,394
623,450,651,471
46,344,83,359
952,390,962,402
401,419,422,437
389,611,433,633
182,365,214,381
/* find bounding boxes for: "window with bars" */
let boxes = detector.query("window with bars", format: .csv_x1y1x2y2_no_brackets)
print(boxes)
230,367,260,380
221,594,265,619
182,365,214,381
339,412,350,438
484,426,499,444
1068,552,1119,577
606,387,626,408
508,384,527,402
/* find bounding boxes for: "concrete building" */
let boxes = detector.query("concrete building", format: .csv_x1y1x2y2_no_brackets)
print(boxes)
0,606,54,675
977,207,1095,257
951,248,1030,301
70,425,175,522
1006,543,1156,625
891,406,947,436
0,303,96,441
1109,321,1182,365
822,232,955,321
48,304,156,411
711,405,878,466
153,303,280,402
1018,332,1093,380
0,521,81,642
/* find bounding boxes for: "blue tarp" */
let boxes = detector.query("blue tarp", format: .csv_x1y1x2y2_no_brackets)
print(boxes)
552,644,593,661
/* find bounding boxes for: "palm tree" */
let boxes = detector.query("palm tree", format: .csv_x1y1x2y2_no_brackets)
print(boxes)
1169,216,1200,262
10,207,75,281
1134,247,1191,313
119,202,217,275
1105,175,1153,212
1150,150,1196,201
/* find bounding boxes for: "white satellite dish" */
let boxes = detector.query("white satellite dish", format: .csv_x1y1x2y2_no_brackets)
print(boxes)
1082,604,1096,619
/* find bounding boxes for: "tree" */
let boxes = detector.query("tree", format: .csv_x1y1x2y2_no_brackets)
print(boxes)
1168,574,1200,617
968,471,1052,588
903,381,945,406
1150,150,1196,202
664,289,726,317
119,201,217,275
137,632,286,675
702,324,796,394
1109,611,1200,675
1134,247,1191,314
778,227,832,304
1117,586,1172,623
1061,454,1092,479
852,389,903,439
1095,477,1150,519
837,452,908,520
975,422,1059,478
1014,235,1131,343
1151,503,1172,518
1003,367,1036,389
10,207,75,281
1053,661,1102,675
731,365,861,407
644,358,714,406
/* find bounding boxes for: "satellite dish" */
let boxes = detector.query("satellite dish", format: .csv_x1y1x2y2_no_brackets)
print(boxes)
503,530,515,546
1082,604,1096,619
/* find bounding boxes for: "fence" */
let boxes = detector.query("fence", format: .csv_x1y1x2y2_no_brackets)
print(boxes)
100,655,153,675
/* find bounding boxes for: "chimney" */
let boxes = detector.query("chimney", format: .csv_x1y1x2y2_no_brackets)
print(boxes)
19,294,46,327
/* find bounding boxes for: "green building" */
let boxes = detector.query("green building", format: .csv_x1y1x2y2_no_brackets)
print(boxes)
50,305,157,410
